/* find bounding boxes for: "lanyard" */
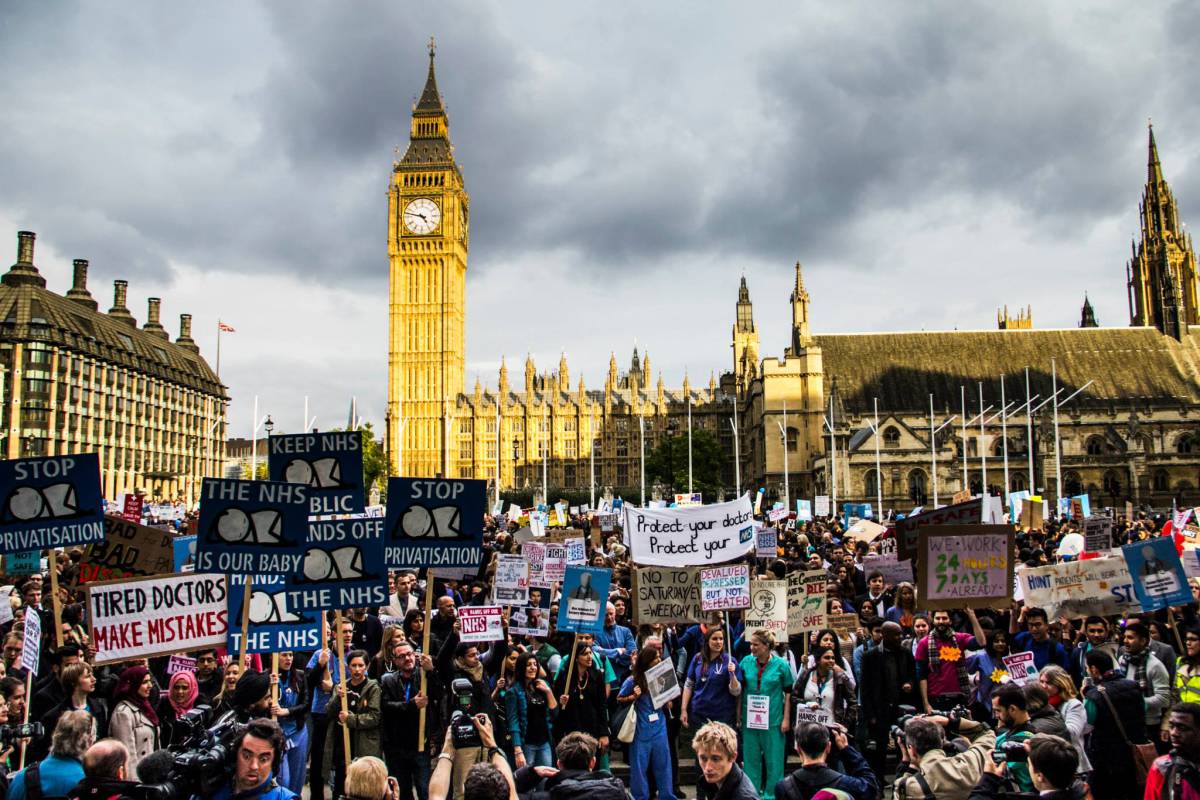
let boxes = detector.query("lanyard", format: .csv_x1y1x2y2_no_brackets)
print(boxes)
755,658,769,693
815,672,832,698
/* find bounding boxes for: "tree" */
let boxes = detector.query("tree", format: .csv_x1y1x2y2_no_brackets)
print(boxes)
328,422,388,500
646,428,724,499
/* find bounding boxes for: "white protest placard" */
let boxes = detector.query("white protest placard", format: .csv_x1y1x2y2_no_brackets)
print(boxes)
624,494,754,567
863,554,915,586
815,496,830,517
494,554,530,606
1002,651,1038,685
768,507,789,522
645,656,681,709
747,695,770,729
700,565,751,611
0,587,13,627
565,537,587,565
598,513,619,532
756,528,778,559
524,542,547,585
1084,518,1114,553
1018,556,1140,620
794,705,833,726
788,570,828,634
458,606,505,643
86,572,228,665
167,654,197,676
745,579,787,637
544,543,567,583
554,502,568,527
20,603,40,673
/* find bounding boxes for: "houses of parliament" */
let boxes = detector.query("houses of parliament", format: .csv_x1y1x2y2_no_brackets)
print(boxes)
386,43,1200,510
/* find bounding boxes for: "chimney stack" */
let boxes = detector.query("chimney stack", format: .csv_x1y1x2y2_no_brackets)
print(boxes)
66,259,98,310
144,297,168,339
1,231,47,288
177,313,199,352
108,279,136,327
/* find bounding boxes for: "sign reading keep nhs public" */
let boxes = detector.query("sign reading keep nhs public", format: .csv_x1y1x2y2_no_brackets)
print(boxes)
268,431,365,515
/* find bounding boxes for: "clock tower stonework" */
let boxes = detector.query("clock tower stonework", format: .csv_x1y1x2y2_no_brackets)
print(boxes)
387,40,469,478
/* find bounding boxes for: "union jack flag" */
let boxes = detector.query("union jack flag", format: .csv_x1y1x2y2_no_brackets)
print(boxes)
218,321,236,333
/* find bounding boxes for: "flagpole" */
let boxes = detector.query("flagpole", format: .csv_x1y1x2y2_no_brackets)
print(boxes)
590,411,596,510
979,382,987,497
639,415,646,506
1001,375,1009,501
687,394,693,495
216,320,223,378
1025,367,1035,493
829,392,837,510
960,386,968,493
873,397,882,518
930,394,938,507
1052,357,1062,504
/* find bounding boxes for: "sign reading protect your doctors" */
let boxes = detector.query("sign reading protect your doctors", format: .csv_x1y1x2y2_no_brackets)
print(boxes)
0,453,105,554
623,493,755,567
268,431,365,515
384,478,486,568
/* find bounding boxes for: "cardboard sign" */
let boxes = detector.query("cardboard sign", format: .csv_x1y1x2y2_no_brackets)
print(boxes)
77,516,174,584
624,494,755,567
494,554,530,606
756,528,778,559
744,579,787,637
286,516,388,611
918,525,1014,610
458,606,505,643
1084,518,1114,554
700,565,751,611
1018,557,1139,619
228,574,322,655
1122,538,1191,611
1020,497,1045,532
166,654,197,676
20,604,40,673
1002,652,1038,685
828,612,860,637
754,489,764,515
843,518,887,544
634,566,703,624
814,496,830,517
87,572,228,664
1125,501,1135,520
384,477,486,569
544,543,567,584
268,430,366,515
895,499,983,560
0,453,105,554
796,500,813,522
196,478,308,575
122,494,143,523
557,566,611,634
952,490,972,506
646,656,681,709
788,570,828,634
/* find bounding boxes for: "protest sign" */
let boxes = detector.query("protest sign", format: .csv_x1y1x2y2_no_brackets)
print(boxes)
287,516,388,611
754,489,764,515
1184,550,1200,580
1125,501,1135,520
1018,557,1138,620
510,586,551,637
77,516,174,584
814,496,830,517
1083,518,1114,554
166,654,197,676
228,574,321,655
674,493,702,507
767,507,789,523
556,566,611,634
4,550,40,576
1122,537,1191,611
756,528,778,559
796,500,812,522
744,579,787,637
863,554,914,586
554,502,568,527
598,513,619,533
122,493,143,523
494,554,530,605
634,566,702,624
384,478,486,569
794,705,833,726
646,657,681,709
1020,497,1045,532
565,537,586,565
700,565,751,611
843,518,887,544
524,541,547,585
828,613,860,637
624,494,754,567
268,430,365,515
843,502,873,526
173,535,196,572
918,525,1013,610
87,572,228,664
952,490,972,505
0,453,105,554
20,604,40,673
1002,652,1038,685
529,511,547,538
458,606,505,643
195,478,308,575
788,571,828,634
544,543,567,584
895,499,982,560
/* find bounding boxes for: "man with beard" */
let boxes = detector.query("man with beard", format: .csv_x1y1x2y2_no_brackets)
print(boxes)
915,609,985,713
860,621,917,781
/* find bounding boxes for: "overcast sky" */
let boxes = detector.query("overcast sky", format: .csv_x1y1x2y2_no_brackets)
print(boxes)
2,2,1198,436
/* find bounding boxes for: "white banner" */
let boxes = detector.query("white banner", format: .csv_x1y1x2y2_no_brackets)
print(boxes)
624,494,755,567
86,572,228,665
1017,556,1139,620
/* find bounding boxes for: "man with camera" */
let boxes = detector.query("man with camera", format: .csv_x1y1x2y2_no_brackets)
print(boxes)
891,713,996,800
968,736,1088,800
202,717,296,800
991,684,1037,794
429,713,515,800
773,722,877,800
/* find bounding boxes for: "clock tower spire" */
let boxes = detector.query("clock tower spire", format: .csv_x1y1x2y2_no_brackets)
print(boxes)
388,40,470,477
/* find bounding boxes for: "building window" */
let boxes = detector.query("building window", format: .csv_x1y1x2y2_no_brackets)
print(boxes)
459,440,472,462
616,464,628,486
883,427,900,448
1102,470,1122,498
565,440,577,458
1154,469,1170,492
864,469,879,498
1178,435,1194,455
1086,436,1106,456
908,470,927,505
1010,473,1028,492
616,439,628,458
1064,472,1083,497
786,427,799,452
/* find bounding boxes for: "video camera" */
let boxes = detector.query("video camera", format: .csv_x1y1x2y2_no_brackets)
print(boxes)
0,721,43,746
448,678,482,748
991,740,1030,765
134,706,244,800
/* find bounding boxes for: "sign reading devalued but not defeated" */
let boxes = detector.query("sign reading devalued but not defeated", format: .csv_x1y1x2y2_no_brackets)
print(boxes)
195,478,309,574
86,572,228,665
917,525,1014,610
700,565,751,611
384,478,486,569
623,494,755,567
0,453,105,554
268,430,366,515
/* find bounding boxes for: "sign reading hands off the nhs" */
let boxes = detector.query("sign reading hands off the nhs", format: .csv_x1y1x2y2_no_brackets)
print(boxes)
287,516,388,610
268,431,365,515
195,478,308,574
0,453,104,554
384,477,486,568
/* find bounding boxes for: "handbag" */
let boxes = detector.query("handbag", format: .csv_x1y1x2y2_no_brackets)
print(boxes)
611,699,638,743
1096,685,1158,785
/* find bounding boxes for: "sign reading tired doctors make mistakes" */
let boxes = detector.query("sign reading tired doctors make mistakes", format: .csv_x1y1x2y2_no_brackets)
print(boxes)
0,453,105,554
86,572,228,664
286,516,388,611
623,493,755,567
268,431,365,515
384,478,486,568
195,478,308,574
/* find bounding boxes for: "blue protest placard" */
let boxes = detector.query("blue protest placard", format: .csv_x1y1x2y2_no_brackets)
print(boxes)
796,500,812,522
227,574,322,655
384,477,486,568
173,535,196,572
842,502,873,527
268,431,365,516
0,453,104,554
195,478,308,574
556,565,612,634
1122,537,1191,611
286,516,388,610
4,550,40,576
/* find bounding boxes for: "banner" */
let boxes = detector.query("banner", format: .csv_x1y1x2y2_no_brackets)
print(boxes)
700,565,750,611
195,478,308,574
744,579,787,637
1017,557,1139,620
87,572,228,664
1122,538,1191,611
788,570,828,634
122,493,143,523
458,606,505,643
77,516,174,584
646,657,681,709
0,453,105,554
756,528,778,559
895,499,982,560
624,493,754,567
268,430,365,515
634,566,702,624
287,516,388,611
556,566,611,634
228,574,321,655
796,500,812,522
384,478,486,569
20,603,40,673
493,554,530,606
917,525,1013,610
1083,518,1114,554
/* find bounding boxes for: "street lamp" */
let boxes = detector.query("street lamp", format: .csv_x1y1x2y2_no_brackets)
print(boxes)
264,415,274,436
666,420,678,497
512,439,520,488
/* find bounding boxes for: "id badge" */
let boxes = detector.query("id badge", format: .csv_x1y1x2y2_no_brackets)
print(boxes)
747,693,770,730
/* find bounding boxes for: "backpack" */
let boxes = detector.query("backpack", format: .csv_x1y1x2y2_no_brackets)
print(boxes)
25,762,69,800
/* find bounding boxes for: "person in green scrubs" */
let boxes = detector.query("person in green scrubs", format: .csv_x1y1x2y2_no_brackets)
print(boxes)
737,628,793,799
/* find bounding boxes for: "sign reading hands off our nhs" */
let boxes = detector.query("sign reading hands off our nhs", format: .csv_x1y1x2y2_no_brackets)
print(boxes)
195,478,308,574
0,453,104,554
623,493,755,567
384,477,486,568
268,431,365,515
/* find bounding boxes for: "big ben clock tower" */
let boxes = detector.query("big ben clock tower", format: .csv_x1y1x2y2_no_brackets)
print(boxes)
387,38,469,478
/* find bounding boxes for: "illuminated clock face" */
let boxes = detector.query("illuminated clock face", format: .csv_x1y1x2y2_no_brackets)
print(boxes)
403,198,441,235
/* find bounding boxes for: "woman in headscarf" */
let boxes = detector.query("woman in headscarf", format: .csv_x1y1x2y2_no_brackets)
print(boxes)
109,665,160,774
156,670,199,748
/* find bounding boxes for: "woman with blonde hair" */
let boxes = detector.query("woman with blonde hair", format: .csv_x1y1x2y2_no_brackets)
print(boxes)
345,755,399,800
1037,664,1091,776
736,629,793,800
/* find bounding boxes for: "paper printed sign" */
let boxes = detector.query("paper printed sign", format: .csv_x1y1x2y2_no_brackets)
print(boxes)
565,537,586,565
0,453,105,554
1018,556,1139,620
524,541,547,585
166,654,197,676
598,514,619,532
1084,518,1114,554
700,565,751,611
674,493,702,507
122,493,143,523
3,550,39,576
756,528,778,559
384,478,486,569
624,494,755,567
788,570,828,634
646,657,681,709
494,554,530,606
268,430,365,515
286,516,388,611
557,566,611,634
814,496,830,517
796,500,813,522
747,694,769,729
509,586,551,637
918,525,1013,610
87,572,228,664
543,543,567,583
895,499,983,560
767,507,789,523
458,606,505,643
744,579,787,636
20,603,40,673
196,478,308,575
795,705,833,726
1002,652,1038,685
227,574,322,655
173,535,196,572
634,567,703,624
1122,538,1191,611
77,516,174,584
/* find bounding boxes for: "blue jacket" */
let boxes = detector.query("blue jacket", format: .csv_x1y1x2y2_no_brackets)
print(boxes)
205,772,297,800
505,682,554,748
8,755,85,800
594,623,637,675
1011,631,1070,671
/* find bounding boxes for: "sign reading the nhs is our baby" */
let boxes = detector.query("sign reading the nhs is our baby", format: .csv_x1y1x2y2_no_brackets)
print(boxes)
195,478,308,574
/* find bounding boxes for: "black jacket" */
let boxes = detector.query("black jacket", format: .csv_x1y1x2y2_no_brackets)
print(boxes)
773,745,879,800
380,668,443,753
514,766,629,800
1084,673,1149,760
1027,705,1069,739
552,666,608,742
707,764,759,800
967,772,1089,800
860,644,917,727
34,697,110,762
67,775,140,800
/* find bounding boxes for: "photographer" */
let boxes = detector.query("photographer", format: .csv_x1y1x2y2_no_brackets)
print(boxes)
969,736,1088,800
774,722,877,800
201,717,296,800
67,739,138,800
429,714,515,800
512,732,627,800
8,710,93,800
992,684,1036,793
892,715,996,800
